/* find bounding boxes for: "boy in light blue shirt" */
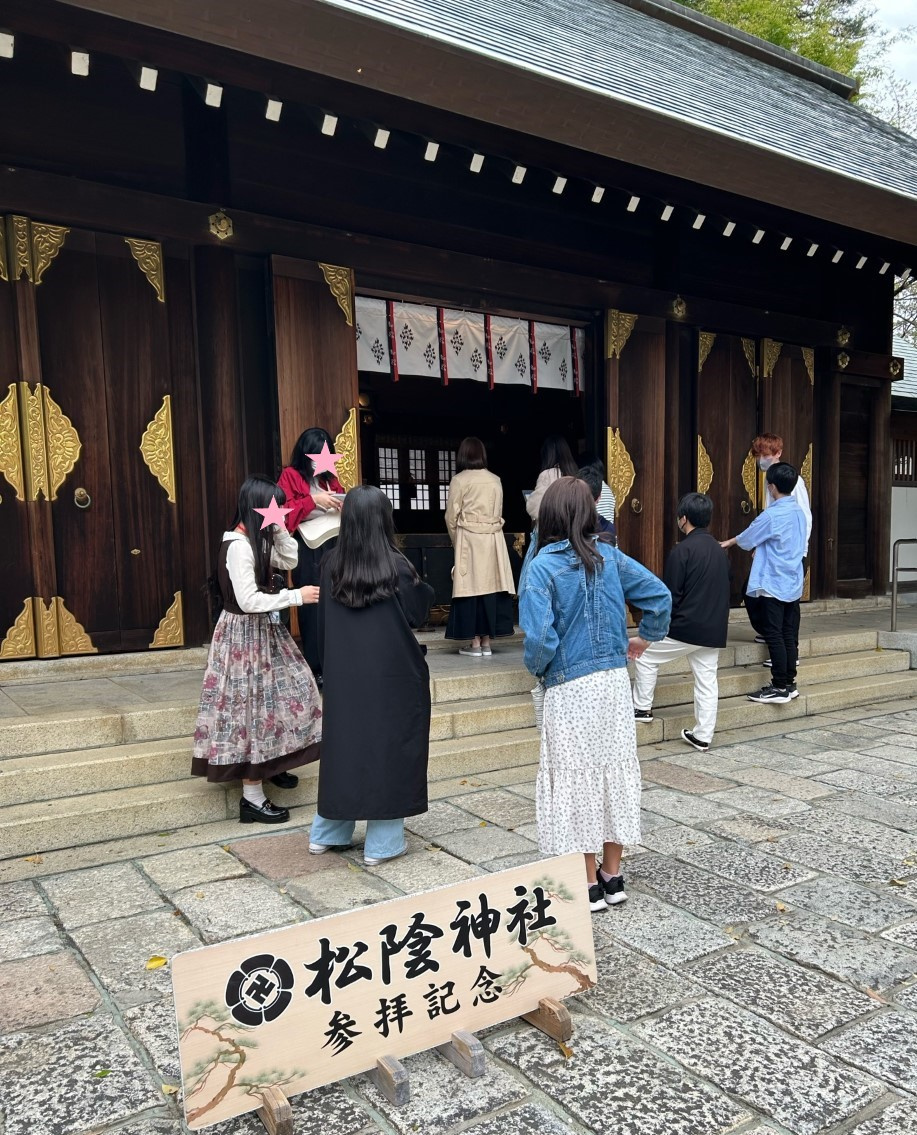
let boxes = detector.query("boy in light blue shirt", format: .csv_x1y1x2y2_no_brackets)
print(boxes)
721,463,807,704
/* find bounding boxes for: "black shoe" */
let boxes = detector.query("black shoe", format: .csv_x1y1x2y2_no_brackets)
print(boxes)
634,708,654,724
754,634,767,644
599,872,627,906
269,771,299,789
681,728,710,753
240,797,290,824
588,881,607,912
747,684,792,705
315,674,324,691
762,659,772,668
786,683,799,700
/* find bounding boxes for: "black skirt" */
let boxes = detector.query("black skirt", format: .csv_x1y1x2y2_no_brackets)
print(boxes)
445,593,516,640
291,532,337,677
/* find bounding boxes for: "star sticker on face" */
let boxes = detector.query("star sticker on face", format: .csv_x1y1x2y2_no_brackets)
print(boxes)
254,495,292,531
309,442,342,477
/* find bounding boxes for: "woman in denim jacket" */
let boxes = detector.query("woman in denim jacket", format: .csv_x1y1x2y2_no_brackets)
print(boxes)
519,478,671,911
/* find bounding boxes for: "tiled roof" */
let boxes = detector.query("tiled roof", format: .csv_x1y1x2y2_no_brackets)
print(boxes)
895,336,917,400
320,0,917,202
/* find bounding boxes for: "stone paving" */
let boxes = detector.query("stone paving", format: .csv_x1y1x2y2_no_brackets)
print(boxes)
8,706,917,1133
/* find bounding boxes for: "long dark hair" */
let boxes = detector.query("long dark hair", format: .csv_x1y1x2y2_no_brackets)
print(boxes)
457,437,487,472
326,485,410,608
232,475,287,589
536,477,604,574
290,427,336,481
540,434,578,477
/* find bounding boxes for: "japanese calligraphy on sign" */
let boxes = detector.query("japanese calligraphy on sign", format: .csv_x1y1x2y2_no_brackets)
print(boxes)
172,853,595,1129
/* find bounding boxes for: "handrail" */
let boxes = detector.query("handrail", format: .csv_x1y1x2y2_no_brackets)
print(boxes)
891,539,917,631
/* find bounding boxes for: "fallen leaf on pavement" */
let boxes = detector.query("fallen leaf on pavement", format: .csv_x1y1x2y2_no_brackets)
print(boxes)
194,891,205,899
479,821,488,827
775,902,788,913
94,1069,111,1079
866,988,888,1004
162,1084,179,1095
557,1041,573,1059
23,855,43,864
889,879,909,888
145,956,168,970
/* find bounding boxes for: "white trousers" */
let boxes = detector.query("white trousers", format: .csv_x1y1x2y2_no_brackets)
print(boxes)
632,637,720,743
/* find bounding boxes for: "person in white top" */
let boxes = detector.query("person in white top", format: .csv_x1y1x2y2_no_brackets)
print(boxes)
192,475,323,825
745,433,812,647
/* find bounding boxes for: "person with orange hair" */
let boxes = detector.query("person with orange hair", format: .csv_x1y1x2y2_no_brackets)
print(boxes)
746,433,812,647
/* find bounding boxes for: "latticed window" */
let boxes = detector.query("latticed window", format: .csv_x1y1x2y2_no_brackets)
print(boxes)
376,438,457,513
894,438,917,486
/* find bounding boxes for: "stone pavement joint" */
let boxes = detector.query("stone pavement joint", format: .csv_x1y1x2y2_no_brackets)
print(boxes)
6,703,917,1132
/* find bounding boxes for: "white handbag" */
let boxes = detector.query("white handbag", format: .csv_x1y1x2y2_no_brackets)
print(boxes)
297,513,341,550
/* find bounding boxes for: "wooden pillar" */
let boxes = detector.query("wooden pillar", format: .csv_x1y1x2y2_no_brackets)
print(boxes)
193,246,246,555
870,380,892,595
664,323,695,536
815,355,840,598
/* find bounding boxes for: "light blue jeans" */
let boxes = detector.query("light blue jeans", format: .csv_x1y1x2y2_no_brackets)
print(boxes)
309,813,405,860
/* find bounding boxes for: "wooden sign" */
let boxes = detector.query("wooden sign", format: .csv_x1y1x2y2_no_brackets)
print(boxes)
172,853,596,1129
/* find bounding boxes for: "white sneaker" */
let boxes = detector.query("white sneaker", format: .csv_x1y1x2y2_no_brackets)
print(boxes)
309,842,351,854
459,646,483,657
364,847,407,867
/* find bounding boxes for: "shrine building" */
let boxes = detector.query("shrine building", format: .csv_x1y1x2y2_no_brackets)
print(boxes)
0,0,915,659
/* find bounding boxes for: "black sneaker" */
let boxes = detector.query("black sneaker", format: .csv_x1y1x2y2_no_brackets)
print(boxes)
634,708,654,724
754,634,767,644
747,684,792,705
786,683,799,700
762,659,772,668
681,728,710,753
588,881,607,912
600,873,627,906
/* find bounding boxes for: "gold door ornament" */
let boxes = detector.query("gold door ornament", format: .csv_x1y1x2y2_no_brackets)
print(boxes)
3,215,69,284
0,598,35,659
333,407,360,491
762,339,783,379
606,427,636,518
318,263,354,326
741,338,756,376
151,592,185,649
697,436,714,494
802,348,815,386
125,238,166,303
741,449,757,513
0,384,25,500
605,310,638,360
698,332,716,373
15,382,81,502
29,596,96,658
140,395,176,503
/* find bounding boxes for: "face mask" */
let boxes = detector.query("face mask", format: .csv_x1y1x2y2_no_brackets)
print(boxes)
757,457,776,471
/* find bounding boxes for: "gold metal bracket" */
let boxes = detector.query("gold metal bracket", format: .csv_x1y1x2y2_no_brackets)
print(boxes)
605,311,638,360
151,591,184,648
697,436,714,494
698,332,716,373
318,263,354,326
125,238,166,302
606,427,636,517
333,406,359,491
139,394,176,503
0,598,36,659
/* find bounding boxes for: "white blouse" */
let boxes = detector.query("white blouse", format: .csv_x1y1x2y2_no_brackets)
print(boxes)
223,529,303,614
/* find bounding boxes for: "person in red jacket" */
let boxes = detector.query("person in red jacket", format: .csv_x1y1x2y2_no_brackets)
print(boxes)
277,427,344,687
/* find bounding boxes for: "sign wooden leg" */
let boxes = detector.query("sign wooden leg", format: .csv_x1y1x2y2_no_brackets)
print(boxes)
436,1029,485,1078
370,1055,410,1106
521,997,573,1043
258,1086,294,1135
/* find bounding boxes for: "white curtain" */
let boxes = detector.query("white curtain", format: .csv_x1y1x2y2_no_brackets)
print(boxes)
392,301,441,378
355,297,391,372
489,316,531,386
533,321,574,391
441,309,488,382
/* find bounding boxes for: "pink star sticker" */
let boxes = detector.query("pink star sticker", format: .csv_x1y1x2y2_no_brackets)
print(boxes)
254,495,292,531
309,442,342,477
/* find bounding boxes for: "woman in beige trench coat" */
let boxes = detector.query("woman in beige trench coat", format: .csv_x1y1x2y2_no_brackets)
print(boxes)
444,438,516,657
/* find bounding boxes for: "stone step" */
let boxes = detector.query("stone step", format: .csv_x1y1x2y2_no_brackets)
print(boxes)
648,649,908,709
0,727,541,857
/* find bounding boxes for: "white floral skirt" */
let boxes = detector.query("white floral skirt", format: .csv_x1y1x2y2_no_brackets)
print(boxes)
536,667,641,854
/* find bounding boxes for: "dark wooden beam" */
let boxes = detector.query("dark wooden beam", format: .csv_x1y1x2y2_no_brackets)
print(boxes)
0,166,850,346
44,0,917,247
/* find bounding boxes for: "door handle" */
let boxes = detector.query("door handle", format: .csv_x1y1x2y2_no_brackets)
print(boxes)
74,487,91,509
630,498,643,514
741,500,752,514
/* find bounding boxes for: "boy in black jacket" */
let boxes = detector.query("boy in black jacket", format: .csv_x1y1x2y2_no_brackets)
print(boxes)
632,493,730,752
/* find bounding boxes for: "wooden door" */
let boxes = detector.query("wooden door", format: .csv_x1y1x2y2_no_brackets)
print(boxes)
696,332,758,604
0,215,187,658
271,257,360,485
760,340,816,598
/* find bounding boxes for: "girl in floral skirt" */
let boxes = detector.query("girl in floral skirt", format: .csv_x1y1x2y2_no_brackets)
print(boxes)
191,475,323,825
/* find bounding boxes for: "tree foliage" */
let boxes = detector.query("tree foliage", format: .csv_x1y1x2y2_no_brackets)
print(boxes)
679,0,874,75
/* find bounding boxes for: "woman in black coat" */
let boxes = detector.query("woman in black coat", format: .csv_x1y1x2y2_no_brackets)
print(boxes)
309,485,434,866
